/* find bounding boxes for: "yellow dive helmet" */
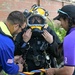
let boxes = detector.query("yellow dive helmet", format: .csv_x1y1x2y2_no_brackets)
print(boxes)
27,4,49,30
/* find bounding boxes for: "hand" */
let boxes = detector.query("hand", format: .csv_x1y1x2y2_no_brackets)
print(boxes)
46,68,55,75
14,55,21,63
14,55,25,64
17,63,23,72
22,28,32,42
42,30,53,44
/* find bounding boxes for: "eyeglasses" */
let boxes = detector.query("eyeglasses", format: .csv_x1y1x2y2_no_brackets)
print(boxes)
19,24,23,30
58,9,71,19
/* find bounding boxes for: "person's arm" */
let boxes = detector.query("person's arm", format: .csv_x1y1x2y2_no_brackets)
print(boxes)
46,66,74,75
14,31,27,55
55,66,74,75
43,27,61,57
0,43,23,74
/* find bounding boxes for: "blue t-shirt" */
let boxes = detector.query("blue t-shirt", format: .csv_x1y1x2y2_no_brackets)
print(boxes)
63,28,75,66
0,34,19,74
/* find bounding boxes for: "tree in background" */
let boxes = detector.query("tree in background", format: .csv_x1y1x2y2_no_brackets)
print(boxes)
48,21,66,42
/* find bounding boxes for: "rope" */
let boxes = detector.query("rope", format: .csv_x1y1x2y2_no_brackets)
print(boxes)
19,69,48,75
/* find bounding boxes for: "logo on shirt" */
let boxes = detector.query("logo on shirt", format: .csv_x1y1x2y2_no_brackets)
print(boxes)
64,57,67,64
7,59,13,63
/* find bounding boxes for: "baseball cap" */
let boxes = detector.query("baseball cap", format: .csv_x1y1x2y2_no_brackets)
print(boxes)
53,5,75,20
